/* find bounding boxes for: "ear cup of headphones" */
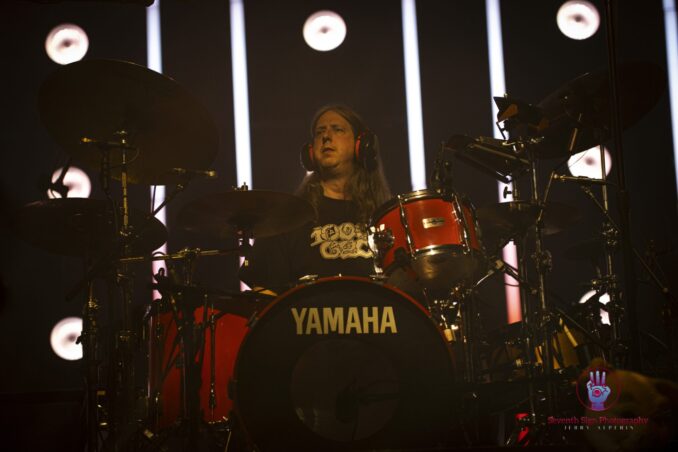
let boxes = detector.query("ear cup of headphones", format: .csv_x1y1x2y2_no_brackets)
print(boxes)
300,142,316,172
354,130,378,171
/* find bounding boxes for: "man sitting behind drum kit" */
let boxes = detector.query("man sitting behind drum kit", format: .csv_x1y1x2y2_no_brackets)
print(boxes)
239,104,391,294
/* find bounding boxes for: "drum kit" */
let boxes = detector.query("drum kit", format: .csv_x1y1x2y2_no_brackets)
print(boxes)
14,57,674,451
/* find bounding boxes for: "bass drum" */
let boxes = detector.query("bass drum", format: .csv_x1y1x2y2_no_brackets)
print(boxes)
231,277,458,451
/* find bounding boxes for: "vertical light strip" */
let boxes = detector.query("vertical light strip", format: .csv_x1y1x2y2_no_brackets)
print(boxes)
664,0,678,198
486,0,522,323
230,0,253,188
146,1,167,296
401,0,427,190
230,0,253,291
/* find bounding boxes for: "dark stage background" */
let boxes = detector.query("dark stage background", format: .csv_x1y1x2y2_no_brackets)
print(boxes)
0,0,676,433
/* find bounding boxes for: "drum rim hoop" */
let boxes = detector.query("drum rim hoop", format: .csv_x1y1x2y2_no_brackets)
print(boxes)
370,189,454,222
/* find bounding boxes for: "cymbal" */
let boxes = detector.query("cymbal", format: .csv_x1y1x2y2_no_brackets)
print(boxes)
39,59,218,184
178,190,315,239
446,134,530,182
154,284,274,318
477,200,581,251
208,289,275,318
15,198,167,257
530,61,666,158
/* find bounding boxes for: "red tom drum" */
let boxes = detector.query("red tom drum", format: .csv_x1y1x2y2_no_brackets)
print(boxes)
370,189,483,290
147,304,248,429
231,277,457,451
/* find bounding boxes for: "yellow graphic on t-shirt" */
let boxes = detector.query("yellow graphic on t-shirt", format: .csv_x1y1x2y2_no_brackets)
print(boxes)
310,222,372,260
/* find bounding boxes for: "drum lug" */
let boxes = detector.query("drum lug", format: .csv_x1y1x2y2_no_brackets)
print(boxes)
297,274,319,284
370,226,395,268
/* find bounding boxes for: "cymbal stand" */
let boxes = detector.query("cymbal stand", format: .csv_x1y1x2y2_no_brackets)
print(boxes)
150,249,222,449
572,178,677,372
84,130,142,447
497,140,557,445
603,0,641,370
81,261,101,451
115,131,139,435
527,145,556,413
582,147,625,366
175,250,205,444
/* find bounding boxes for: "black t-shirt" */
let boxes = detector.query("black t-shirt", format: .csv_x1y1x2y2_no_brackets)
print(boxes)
239,196,375,293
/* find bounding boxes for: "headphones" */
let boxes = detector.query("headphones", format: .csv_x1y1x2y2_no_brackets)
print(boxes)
300,130,379,172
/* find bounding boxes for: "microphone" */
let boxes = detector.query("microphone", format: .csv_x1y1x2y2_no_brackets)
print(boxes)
171,168,218,179
554,174,609,186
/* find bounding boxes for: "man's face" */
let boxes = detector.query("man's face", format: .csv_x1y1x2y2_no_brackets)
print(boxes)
312,110,356,176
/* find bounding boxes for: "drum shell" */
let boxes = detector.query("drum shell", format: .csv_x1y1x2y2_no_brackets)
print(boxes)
371,190,483,288
147,304,248,428
231,276,458,451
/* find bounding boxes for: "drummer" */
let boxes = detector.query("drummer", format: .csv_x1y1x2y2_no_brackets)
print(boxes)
239,104,391,294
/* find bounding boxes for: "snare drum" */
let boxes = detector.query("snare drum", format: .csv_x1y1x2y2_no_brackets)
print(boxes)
231,277,457,451
370,189,483,290
147,303,248,428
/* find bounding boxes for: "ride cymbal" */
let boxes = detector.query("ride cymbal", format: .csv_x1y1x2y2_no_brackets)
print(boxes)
39,59,218,184
178,190,315,239
531,61,666,158
477,200,581,251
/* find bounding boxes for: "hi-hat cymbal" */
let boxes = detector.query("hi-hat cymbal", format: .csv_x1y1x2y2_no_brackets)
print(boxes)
153,284,274,318
178,190,315,239
477,200,581,251
530,61,666,158
39,59,218,184
15,198,167,257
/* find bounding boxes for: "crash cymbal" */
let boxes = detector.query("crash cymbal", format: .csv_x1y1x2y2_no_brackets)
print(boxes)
477,200,581,251
39,59,218,184
445,134,530,183
529,61,666,158
178,190,315,239
15,198,167,257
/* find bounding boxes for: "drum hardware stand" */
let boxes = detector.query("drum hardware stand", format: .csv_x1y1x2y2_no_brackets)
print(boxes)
79,264,101,451
603,0,642,371
146,250,237,450
561,176,678,372
111,131,145,448
482,129,558,442
208,309,217,417
493,104,552,430
79,132,184,448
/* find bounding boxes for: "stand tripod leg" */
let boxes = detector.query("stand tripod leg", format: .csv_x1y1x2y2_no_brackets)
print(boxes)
81,282,99,451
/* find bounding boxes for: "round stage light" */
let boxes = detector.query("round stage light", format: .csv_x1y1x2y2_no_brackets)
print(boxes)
50,317,83,361
45,23,89,65
303,10,347,51
578,290,611,325
47,166,92,199
556,1,600,40
567,145,612,179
